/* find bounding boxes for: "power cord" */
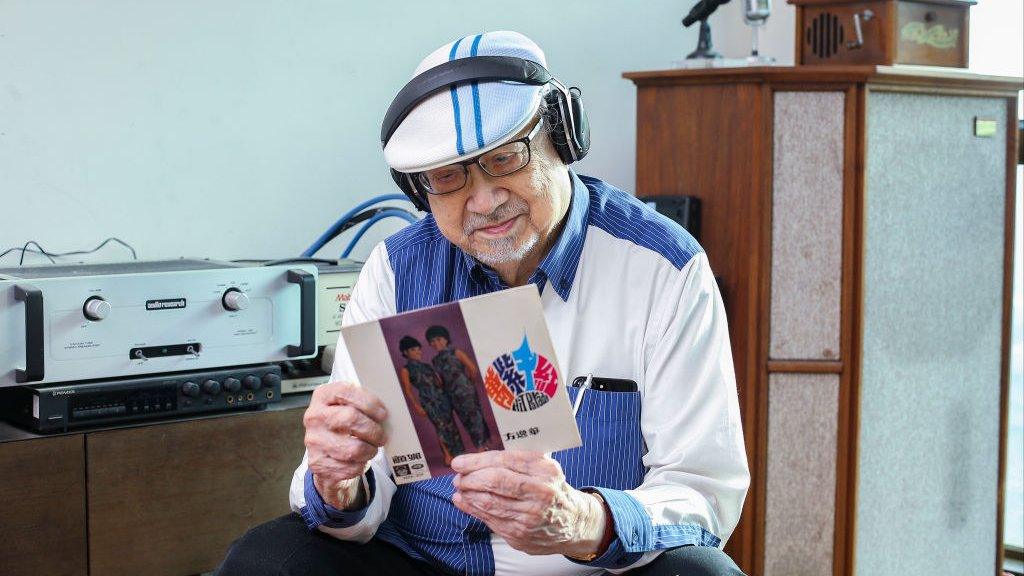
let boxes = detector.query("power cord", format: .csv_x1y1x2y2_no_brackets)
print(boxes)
258,257,339,267
0,237,138,265
0,242,56,264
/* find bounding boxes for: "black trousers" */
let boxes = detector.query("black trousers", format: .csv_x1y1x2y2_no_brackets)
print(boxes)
215,513,746,576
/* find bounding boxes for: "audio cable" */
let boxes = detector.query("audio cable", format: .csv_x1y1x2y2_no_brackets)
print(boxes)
301,194,414,258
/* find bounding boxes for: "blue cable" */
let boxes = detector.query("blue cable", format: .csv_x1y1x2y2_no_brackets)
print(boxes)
301,194,411,257
341,209,419,259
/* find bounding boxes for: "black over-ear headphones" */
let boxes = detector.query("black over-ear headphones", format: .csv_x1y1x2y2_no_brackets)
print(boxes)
380,55,590,212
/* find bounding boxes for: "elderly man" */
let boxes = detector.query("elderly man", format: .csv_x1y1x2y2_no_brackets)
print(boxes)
217,31,748,576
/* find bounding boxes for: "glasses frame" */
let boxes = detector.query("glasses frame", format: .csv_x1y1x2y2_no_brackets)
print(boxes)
415,118,545,196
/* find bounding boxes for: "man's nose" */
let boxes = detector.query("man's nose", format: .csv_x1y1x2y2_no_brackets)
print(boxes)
463,165,510,215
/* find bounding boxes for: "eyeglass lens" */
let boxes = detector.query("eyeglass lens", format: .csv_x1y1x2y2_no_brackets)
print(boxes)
418,141,531,195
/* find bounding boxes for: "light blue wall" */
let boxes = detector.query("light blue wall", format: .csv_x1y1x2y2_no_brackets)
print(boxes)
0,1,719,262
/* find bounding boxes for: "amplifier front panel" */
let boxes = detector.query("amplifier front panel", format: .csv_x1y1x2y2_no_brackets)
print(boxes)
0,264,317,387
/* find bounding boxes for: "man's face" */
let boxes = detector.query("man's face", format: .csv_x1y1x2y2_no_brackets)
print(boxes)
428,336,447,350
424,121,570,266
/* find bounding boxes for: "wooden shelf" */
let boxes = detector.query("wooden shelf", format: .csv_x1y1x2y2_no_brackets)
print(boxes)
0,393,311,576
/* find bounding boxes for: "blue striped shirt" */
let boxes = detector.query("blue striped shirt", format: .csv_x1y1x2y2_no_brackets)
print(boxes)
296,172,748,575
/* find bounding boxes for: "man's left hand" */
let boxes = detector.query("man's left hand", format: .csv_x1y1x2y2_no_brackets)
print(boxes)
451,450,609,558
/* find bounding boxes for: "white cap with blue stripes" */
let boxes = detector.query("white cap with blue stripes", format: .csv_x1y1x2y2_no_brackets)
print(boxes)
383,31,547,173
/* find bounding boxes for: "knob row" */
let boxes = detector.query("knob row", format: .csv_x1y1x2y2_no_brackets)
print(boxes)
81,288,249,322
181,373,280,398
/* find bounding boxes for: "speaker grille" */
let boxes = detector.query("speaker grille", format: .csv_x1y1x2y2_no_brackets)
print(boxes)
806,12,845,59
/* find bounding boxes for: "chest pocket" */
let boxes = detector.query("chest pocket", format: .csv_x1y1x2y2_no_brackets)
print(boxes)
553,386,646,490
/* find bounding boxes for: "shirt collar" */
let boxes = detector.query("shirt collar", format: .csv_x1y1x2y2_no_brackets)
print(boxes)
459,170,590,301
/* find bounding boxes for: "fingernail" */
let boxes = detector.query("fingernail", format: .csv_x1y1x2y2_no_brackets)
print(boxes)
450,456,464,469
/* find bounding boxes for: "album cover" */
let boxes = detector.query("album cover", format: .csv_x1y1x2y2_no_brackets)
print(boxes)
341,285,582,484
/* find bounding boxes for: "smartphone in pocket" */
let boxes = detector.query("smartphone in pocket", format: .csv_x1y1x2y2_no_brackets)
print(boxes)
571,376,638,392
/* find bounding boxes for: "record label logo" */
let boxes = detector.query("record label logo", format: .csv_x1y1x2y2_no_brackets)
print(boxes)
485,336,558,412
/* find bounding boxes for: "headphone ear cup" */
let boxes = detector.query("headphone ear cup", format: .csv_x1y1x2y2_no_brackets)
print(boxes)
568,88,590,161
542,86,589,164
543,89,576,165
392,169,431,212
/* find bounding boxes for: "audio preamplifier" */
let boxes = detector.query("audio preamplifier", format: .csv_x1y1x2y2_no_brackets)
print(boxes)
0,259,317,387
0,364,282,433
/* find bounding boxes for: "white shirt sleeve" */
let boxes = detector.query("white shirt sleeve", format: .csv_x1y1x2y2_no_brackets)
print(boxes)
591,252,750,572
288,242,400,542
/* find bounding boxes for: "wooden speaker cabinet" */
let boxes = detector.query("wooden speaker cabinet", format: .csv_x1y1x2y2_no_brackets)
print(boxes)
624,65,1020,576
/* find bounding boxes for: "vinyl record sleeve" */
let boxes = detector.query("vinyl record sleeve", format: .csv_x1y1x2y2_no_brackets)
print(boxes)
342,285,582,484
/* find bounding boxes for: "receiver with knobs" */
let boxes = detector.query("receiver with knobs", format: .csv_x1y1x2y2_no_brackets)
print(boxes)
0,364,282,433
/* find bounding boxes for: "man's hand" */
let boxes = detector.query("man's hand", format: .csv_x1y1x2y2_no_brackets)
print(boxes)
451,451,609,558
303,381,388,511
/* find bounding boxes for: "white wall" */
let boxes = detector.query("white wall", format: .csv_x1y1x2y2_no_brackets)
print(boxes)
3,1,1017,264
1,0,711,263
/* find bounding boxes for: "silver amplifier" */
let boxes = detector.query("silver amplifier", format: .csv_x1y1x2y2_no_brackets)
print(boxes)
0,259,317,387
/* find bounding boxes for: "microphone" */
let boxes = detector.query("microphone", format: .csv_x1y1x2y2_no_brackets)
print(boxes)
682,0,732,27
741,0,773,59
743,0,771,25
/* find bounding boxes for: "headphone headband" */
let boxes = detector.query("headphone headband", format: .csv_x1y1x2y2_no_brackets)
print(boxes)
383,53,589,212
380,56,553,147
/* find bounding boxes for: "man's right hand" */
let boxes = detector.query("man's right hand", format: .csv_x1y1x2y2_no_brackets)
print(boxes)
303,381,388,511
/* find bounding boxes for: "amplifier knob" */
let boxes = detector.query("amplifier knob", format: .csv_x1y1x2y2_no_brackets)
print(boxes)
181,381,201,398
262,372,282,389
222,288,250,311
202,379,221,395
83,296,111,321
223,377,241,393
243,375,262,390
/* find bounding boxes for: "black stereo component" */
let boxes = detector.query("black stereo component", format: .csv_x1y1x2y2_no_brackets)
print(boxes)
0,364,282,433
279,347,332,395
639,195,701,242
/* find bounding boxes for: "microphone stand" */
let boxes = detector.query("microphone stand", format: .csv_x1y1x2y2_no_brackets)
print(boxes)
686,18,721,59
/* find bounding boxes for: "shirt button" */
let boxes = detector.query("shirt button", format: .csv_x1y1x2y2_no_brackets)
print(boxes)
559,279,570,291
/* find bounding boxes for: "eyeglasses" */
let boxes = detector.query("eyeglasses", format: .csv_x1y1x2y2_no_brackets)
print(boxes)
415,119,544,195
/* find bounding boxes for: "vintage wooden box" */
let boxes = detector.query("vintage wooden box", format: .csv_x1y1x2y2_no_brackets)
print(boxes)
789,0,972,67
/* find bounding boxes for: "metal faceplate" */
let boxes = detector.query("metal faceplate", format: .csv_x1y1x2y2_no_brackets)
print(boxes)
317,267,361,348
0,262,317,387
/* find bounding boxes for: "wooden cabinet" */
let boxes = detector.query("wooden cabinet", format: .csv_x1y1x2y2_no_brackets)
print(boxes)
624,65,1020,576
0,434,87,576
0,396,308,576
